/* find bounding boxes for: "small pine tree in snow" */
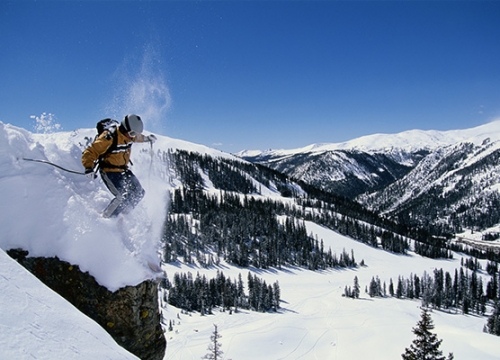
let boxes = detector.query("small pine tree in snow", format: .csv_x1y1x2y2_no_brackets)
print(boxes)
203,324,223,360
402,308,453,360
353,276,360,299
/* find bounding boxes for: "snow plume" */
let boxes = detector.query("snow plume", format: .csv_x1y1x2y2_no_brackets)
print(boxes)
30,112,62,134
106,43,171,132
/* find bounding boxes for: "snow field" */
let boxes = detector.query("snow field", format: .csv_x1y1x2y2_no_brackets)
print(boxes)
160,221,500,359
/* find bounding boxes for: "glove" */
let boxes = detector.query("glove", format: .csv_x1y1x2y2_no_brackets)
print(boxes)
147,134,157,144
85,168,97,179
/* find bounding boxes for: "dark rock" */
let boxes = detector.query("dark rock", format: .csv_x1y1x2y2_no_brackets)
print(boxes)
7,248,166,360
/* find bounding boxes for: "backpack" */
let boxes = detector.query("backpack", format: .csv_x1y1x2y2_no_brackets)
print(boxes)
93,118,122,171
96,118,119,137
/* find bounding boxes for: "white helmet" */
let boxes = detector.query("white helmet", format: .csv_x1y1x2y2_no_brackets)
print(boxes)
122,114,143,136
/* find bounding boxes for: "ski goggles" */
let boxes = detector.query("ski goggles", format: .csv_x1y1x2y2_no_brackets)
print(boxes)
128,130,138,137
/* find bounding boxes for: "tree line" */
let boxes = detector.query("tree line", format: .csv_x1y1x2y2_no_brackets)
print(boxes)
164,191,358,270
360,266,489,316
162,271,281,314
161,149,440,269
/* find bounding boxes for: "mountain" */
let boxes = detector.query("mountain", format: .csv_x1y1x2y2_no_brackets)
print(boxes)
241,148,417,198
2,121,500,359
358,138,500,235
239,120,500,235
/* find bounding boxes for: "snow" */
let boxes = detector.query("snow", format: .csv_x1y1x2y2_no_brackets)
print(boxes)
2,121,500,359
162,221,500,360
0,248,138,359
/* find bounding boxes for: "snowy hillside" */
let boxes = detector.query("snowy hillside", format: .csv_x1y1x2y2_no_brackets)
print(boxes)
2,121,500,359
359,139,500,215
0,248,139,359
160,221,500,360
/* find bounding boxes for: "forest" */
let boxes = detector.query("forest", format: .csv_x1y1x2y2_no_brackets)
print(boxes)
159,149,500,327
162,271,281,314
160,149,464,267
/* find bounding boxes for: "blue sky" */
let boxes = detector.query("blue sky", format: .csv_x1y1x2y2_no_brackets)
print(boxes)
1,1,499,153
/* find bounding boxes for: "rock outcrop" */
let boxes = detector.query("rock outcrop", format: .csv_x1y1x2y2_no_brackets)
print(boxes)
8,249,166,360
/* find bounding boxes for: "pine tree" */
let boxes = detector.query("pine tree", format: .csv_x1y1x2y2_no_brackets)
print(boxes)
353,276,360,299
402,308,453,360
203,324,224,360
389,278,395,297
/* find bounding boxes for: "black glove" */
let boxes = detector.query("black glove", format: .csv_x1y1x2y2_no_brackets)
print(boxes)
85,168,97,179
147,134,157,144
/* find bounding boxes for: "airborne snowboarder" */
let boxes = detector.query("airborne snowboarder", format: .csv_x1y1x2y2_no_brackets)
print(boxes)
82,114,156,218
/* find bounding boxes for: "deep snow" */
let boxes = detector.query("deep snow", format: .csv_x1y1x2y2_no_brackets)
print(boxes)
2,121,500,359
0,248,139,359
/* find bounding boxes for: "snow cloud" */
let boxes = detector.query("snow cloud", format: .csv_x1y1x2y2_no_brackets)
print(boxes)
106,43,171,133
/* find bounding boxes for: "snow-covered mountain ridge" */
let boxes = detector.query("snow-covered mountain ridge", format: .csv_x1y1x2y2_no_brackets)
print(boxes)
238,120,500,158
240,120,500,235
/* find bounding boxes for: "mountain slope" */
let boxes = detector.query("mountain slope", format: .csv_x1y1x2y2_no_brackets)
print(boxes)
240,120,500,234
358,138,500,234
244,149,414,198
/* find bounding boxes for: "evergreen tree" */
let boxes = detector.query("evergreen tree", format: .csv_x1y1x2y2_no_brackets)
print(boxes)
353,276,360,299
203,324,224,360
273,281,281,310
396,276,404,298
389,278,395,297
369,277,378,297
401,308,453,360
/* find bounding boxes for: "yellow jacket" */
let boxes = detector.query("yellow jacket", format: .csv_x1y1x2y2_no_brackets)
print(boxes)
82,127,147,172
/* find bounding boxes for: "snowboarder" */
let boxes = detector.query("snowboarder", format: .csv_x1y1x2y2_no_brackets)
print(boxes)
82,114,156,218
